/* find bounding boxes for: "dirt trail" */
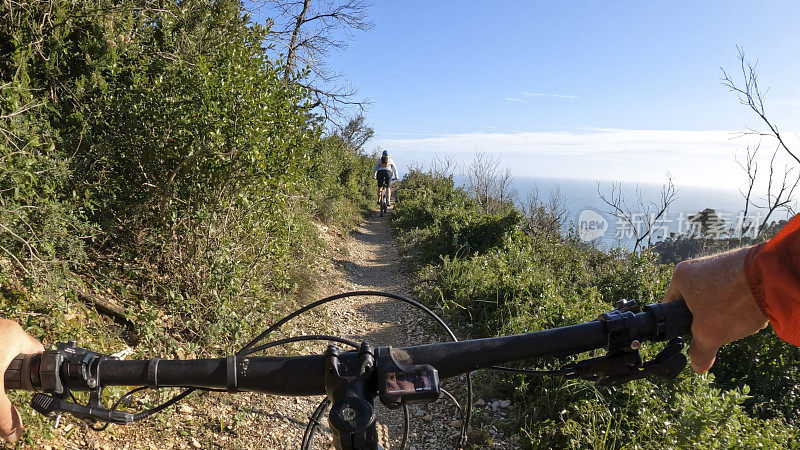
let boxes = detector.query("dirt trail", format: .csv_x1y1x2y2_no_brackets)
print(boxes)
253,208,505,449
295,209,515,449
36,208,516,449
217,209,482,449
324,210,465,449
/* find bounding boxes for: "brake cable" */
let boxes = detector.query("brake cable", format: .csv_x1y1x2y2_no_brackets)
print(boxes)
23,295,691,449
52,289,557,447
239,290,473,450
88,290,467,449
301,398,331,449
489,365,566,376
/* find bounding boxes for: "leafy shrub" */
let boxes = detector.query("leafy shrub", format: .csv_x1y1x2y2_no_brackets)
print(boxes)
0,80,91,279
394,170,521,267
712,328,800,423
307,133,374,226
1,0,376,347
392,166,799,447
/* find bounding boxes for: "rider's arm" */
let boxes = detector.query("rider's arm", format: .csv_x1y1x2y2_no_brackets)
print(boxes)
663,247,768,373
744,215,800,346
389,160,398,179
0,319,44,443
372,161,380,179
663,215,800,373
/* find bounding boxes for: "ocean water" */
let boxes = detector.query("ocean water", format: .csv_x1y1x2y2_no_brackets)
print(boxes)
453,175,785,250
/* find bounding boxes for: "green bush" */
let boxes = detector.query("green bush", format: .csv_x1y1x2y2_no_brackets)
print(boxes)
1,0,375,369
0,0,369,443
307,133,374,226
712,328,800,423
394,170,521,267
392,166,799,447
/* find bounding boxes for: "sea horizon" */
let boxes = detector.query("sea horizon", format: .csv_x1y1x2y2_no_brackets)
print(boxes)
451,175,791,250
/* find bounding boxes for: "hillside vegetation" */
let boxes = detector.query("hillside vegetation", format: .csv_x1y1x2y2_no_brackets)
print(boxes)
393,169,800,448
4,0,800,447
1,0,374,441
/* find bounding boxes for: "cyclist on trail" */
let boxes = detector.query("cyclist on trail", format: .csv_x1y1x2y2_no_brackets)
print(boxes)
372,150,398,207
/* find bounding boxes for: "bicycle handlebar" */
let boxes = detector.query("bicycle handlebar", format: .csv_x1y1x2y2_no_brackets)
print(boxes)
4,300,692,395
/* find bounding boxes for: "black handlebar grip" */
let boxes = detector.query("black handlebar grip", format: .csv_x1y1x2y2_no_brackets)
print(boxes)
664,299,693,337
644,300,693,340
4,353,41,391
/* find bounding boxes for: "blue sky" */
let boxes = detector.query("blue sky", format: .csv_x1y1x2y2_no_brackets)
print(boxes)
252,1,800,189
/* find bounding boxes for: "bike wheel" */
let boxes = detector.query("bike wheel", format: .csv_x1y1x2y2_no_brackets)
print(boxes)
380,190,387,216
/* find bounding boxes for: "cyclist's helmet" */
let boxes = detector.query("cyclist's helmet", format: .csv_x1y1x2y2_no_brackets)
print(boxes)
382,150,388,156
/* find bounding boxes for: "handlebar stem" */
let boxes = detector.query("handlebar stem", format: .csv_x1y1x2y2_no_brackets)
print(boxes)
324,344,381,450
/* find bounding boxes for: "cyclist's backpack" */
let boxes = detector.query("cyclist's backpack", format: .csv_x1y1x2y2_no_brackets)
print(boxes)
380,155,389,167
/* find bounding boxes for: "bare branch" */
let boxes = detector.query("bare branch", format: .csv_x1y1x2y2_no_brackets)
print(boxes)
721,46,800,165
284,0,311,78
522,185,568,236
598,175,677,252
262,0,373,123
723,47,798,239
0,101,44,119
463,151,516,214
736,143,759,238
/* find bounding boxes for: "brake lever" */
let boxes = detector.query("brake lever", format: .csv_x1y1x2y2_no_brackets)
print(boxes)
562,337,687,385
31,393,135,425
641,337,688,379
29,341,136,426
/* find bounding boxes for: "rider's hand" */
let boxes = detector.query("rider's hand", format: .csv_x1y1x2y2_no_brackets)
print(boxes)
662,247,768,373
0,319,43,443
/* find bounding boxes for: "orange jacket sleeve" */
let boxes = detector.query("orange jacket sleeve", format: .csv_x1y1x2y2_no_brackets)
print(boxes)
744,215,800,346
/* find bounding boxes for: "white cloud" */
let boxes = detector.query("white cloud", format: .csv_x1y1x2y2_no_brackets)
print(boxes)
376,128,800,190
504,91,578,103
522,91,578,99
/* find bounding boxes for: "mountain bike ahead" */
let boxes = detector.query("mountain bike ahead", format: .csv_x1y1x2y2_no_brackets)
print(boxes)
379,178,396,217
379,186,389,216
5,292,692,450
